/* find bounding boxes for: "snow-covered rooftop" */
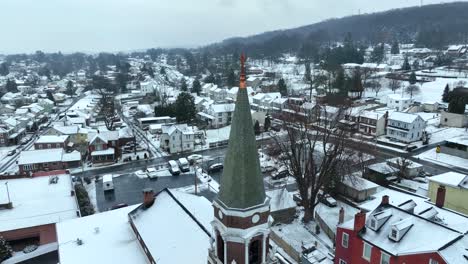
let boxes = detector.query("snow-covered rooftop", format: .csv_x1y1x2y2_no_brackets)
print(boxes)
36,135,69,144
388,112,421,123
266,189,296,212
129,189,212,264
445,136,468,146
0,174,78,232
57,205,148,264
428,172,468,189
18,148,63,165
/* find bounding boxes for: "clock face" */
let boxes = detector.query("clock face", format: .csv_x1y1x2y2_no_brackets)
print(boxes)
218,210,223,219
252,214,260,224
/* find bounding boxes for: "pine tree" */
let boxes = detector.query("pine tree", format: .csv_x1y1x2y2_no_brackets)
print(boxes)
264,115,271,132
180,78,188,92
0,236,13,261
304,62,311,82
175,92,196,123
391,41,400,54
402,55,411,71
442,84,451,103
0,63,9,76
66,80,74,96
254,120,261,135
278,78,287,96
227,69,236,88
160,66,166,75
192,79,201,95
5,79,18,93
409,72,417,85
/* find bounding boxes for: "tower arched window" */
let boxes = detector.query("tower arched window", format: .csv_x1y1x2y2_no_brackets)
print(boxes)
248,239,261,264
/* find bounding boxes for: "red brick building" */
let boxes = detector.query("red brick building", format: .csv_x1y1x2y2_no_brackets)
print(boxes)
17,148,81,175
335,195,468,264
88,132,119,163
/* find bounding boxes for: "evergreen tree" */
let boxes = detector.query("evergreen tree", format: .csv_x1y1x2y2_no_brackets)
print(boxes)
370,44,385,63
402,55,411,71
66,80,75,96
226,69,236,88
180,78,188,92
0,63,9,76
5,79,18,93
175,92,196,123
204,74,215,84
46,90,56,105
254,120,261,135
391,40,400,54
192,79,201,95
409,72,417,85
278,78,287,96
0,236,12,262
442,84,451,103
160,66,166,75
448,96,466,114
264,115,271,132
333,66,346,94
304,62,312,82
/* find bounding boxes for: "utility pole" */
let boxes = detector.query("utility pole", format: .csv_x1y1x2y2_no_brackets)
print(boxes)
5,182,11,207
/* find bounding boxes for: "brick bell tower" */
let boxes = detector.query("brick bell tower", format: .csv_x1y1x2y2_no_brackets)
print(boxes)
208,54,272,264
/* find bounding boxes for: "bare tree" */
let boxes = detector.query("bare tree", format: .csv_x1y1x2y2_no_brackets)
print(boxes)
366,80,383,97
270,105,364,223
389,79,401,93
406,84,420,99
390,156,413,183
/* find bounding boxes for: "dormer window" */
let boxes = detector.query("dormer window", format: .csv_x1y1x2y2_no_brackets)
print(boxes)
370,219,376,229
390,228,398,240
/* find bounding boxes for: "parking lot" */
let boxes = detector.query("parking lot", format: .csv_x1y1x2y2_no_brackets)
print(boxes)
95,171,203,211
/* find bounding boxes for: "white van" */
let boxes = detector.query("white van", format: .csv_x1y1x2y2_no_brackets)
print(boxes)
178,158,190,172
168,160,180,175
103,174,114,191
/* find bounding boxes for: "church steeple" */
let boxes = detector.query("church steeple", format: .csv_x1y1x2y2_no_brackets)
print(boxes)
217,53,266,209
208,54,272,264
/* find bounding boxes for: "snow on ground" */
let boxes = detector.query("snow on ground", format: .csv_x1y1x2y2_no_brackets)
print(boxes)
84,180,98,213
416,148,468,170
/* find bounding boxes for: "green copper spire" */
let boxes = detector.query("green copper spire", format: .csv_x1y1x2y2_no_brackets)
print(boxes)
217,54,266,209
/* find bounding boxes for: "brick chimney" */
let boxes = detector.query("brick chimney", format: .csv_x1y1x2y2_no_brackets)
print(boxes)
436,186,446,208
338,207,345,224
381,195,389,205
143,188,155,208
354,211,366,232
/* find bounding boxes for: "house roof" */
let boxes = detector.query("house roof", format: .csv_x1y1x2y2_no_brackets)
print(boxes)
0,174,78,232
51,126,79,135
57,205,148,264
428,172,468,189
210,104,235,113
129,189,212,264
341,175,379,191
18,148,64,165
388,112,421,123
36,135,69,144
445,136,468,147
266,189,296,212
359,204,463,256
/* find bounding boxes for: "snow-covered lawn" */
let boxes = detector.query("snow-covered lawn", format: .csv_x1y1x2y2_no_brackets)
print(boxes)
205,125,231,143
416,148,468,170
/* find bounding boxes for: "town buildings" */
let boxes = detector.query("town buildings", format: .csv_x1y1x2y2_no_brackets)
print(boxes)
386,112,426,143
428,172,468,215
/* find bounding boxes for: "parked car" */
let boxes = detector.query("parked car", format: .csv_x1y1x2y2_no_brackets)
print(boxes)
319,193,337,207
261,165,276,173
7,150,16,156
146,167,158,179
178,158,190,172
208,163,223,173
168,160,180,175
271,167,289,180
187,154,203,165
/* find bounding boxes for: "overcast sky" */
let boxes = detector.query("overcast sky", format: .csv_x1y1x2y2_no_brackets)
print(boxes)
0,0,463,54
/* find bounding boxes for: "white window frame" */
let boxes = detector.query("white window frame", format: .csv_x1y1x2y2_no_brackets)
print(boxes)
363,242,372,261
429,259,439,264
380,252,390,264
341,232,349,248
339,259,347,264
